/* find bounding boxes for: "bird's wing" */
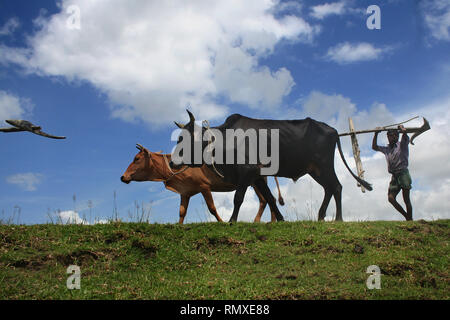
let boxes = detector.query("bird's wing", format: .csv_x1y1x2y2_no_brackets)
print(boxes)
32,129,66,139
0,127,24,133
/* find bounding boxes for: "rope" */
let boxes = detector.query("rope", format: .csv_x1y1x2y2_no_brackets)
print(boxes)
202,120,224,179
162,154,188,181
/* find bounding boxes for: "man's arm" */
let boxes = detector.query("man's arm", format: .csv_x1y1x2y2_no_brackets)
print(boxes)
372,130,381,152
399,125,410,146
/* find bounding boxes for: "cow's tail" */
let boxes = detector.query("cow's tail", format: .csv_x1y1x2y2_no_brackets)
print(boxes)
336,136,373,191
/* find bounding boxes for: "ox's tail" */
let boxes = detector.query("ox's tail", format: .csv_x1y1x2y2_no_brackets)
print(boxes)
336,136,373,191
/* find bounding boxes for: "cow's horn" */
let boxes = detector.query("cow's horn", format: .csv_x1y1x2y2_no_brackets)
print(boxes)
136,144,144,151
187,109,195,123
174,121,185,129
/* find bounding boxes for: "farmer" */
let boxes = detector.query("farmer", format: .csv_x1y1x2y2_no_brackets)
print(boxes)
372,125,413,221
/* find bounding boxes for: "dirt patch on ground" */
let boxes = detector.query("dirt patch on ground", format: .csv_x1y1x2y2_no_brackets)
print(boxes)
257,235,268,242
397,225,422,232
324,228,340,235
0,233,16,245
380,262,416,276
364,236,404,248
131,239,158,257
55,249,101,266
301,238,314,246
276,273,298,280
5,248,119,270
419,276,438,288
105,230,130,244
397,223,449,236
353,244,365,254
196,236,245,249
10,258,44,269
301,243,346,254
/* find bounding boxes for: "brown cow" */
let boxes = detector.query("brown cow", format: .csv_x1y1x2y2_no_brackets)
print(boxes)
120,144,284,224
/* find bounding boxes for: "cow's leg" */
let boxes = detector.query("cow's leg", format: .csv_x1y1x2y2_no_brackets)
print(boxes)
229,186,248,223
254,178,284,222
179,195,190,224
333,183,343,221
201,190,224,222
252,185,268,222
310,170,342,221
318,190,333,221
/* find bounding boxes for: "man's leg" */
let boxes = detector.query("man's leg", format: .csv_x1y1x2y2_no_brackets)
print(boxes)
402,188,413,221
388,188,409,220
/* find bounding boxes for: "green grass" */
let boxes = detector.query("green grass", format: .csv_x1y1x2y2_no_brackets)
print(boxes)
0,220,448,299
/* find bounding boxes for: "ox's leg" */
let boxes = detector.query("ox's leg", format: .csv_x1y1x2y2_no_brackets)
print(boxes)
254,178,284,222
318,191,333,221
179,195,190,224
253,185,268,223
333,183,343,221
201,190,224,222
229,186,248,223
310,171,342,221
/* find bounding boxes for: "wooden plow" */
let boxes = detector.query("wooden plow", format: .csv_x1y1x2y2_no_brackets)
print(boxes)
339,116,430,192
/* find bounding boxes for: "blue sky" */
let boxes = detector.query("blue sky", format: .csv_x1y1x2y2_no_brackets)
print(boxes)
0,0,449,224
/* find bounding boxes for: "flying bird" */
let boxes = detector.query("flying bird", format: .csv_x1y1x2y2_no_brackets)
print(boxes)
0,120,66,139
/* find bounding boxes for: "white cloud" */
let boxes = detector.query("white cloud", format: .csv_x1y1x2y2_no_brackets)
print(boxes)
289,91,396,142
57,210,109,224
57,210,87,224
0,91,33,122
212,188,263,222
421,0,450,42
213,46,295,108
325,42,392,64
274,1,303,15
406,96,450,189
0,0,320,126
6,173,44,191
0,17,20,36
310,2,347,20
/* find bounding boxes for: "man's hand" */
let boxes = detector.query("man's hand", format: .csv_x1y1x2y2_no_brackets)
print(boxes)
374,127,382,136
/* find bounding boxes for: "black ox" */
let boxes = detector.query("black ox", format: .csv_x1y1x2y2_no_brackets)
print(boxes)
171,110,372,222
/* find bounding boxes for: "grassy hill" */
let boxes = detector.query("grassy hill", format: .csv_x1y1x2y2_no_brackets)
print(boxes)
0,220,448,299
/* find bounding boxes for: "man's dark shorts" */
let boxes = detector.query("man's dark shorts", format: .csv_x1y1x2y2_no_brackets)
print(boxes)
389,169,412,193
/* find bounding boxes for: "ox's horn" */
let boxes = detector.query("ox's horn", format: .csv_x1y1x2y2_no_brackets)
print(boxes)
136,144,144,151
187,109,195,123
174,121,185,129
